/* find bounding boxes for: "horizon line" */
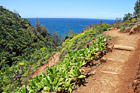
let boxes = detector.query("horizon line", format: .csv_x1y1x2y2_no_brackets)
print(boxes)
23,17,116,20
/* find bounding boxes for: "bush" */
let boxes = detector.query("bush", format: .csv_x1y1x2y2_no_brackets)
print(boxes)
0,6,58,92
61,23,111,56
14,35,107,93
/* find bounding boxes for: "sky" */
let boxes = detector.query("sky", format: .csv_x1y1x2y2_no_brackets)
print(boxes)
0,0,137,19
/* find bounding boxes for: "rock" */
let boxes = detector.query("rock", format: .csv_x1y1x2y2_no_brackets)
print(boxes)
129,25,140,35
137,24,140,31
105,45,114,53
133,80,140,86
103,42,109,46
100,58,106,64
124,27,131,33
136,75,140,79
95,51,103,58
129,30,134,35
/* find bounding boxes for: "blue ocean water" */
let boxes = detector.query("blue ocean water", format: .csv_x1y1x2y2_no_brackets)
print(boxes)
27,18,115,37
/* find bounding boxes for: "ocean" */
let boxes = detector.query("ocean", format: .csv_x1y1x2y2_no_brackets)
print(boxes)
26,18,115,37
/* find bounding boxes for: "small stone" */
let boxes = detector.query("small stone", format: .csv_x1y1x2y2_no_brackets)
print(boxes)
125,27,131,32
100,58,106,64
129,24,140,35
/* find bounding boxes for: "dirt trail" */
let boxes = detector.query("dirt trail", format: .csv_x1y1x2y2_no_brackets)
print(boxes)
32,52,60,76
74,29,140,93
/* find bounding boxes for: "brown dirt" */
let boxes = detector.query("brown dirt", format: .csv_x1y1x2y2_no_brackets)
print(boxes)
32,52,60,76
118,37,140,93
131,42,140,93
73,29,140,93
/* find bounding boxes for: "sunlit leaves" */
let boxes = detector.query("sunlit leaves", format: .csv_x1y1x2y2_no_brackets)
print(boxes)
14,35,107,93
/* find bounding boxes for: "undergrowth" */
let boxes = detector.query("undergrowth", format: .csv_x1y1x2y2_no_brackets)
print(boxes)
13,35,107,93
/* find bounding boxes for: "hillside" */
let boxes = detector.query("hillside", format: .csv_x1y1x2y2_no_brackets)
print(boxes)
0,6,59,92
12,17,140,93
1,0,140,92
10,17,112,93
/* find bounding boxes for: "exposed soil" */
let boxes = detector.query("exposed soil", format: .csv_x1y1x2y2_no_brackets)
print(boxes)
132,42,140,93
30,29,140,93
73,29,140,93
32,52,60,76
120,39,140,93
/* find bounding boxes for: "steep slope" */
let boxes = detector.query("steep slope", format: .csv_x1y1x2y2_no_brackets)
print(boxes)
0,6,56,67
32,52,60,77
0,6,58,92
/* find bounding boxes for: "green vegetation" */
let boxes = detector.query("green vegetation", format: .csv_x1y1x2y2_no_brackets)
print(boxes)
122,18,137,26
118,0,140,32
5,0,140,92
123,0,140,22
119,18,138,33
61,23,111,56
123,13,133,22
14,35,107,93
0,5,111,93
134,0,140,15
0,6,59,92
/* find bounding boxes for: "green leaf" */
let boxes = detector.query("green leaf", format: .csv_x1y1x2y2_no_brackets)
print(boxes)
78,75,86,79
21,86,27,93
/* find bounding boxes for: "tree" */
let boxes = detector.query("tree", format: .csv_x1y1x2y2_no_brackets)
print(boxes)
35,18,42,32
134,0,140,15
0,6,59,92
35,18,48,38
123,13,132,22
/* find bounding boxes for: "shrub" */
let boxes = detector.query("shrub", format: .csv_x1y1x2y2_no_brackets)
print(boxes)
61,23,111,56
14,35,107,93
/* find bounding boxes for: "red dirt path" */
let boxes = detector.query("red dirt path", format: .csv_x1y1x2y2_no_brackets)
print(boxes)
74,29,140,93
31,29,140,93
